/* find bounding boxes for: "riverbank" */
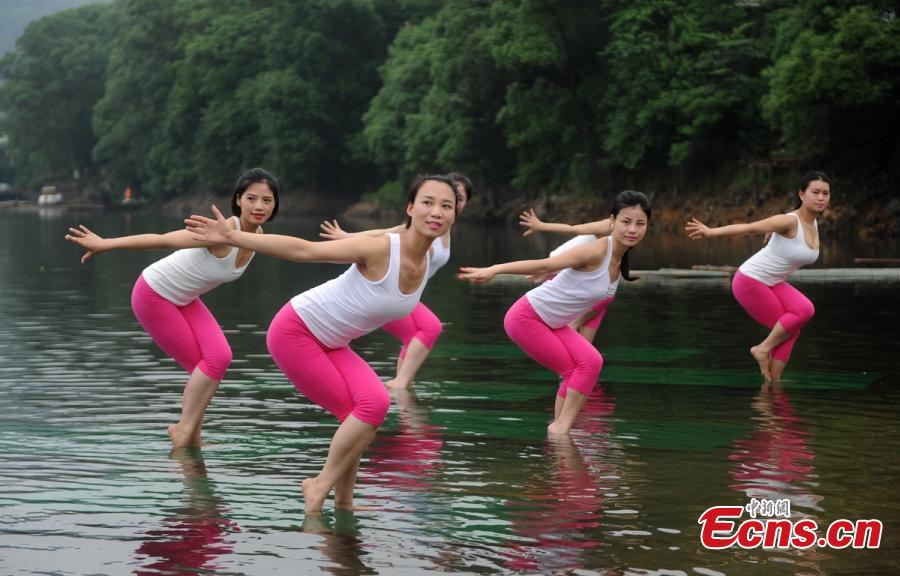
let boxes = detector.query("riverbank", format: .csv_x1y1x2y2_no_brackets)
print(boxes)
8,179,896,238
334,190,899,238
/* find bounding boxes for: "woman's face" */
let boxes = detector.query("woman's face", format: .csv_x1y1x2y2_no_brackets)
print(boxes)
611,205,649,248
799,179,830,214
406,180,457,238
237,182,276,225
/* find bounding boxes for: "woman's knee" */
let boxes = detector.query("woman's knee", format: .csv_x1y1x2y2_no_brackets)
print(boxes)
203,343,233,380
798,299,815,323
356,386,390,426
419,320,443,348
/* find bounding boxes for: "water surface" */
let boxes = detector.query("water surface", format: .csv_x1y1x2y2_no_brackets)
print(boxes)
1,208,897,575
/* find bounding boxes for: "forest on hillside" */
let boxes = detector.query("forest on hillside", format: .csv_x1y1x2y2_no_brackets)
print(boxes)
0,0,897,228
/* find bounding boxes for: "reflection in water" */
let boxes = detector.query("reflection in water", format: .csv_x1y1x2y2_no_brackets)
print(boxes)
301,510,375,576
502,387,618,572
367,387,444,494
134,449,238,575
729,384,821,512
729,383,828,573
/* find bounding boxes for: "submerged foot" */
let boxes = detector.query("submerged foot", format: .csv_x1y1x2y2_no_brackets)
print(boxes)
547,420,572,435
385,378,410,389
302,477,329,513
167,422,197,449
750,346,772,381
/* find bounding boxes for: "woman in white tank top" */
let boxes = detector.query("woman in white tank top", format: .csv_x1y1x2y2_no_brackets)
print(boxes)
185,175,458,514
685,171,831,382
317,172,474,389
64,168,279,448
459,191,652,435
518,206,618,342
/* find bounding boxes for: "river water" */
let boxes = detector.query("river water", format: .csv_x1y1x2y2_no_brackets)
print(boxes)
1,207,897,575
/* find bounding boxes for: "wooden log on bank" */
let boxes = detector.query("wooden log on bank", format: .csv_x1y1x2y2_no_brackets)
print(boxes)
855,258,900,265
630,268,900,282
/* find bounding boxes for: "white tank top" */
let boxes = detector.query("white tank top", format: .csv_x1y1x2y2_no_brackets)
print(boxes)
550,234,596,257
738,213,819,286
142,217,254,306
526,236,620,329
428,234,451,279
291,233,430,348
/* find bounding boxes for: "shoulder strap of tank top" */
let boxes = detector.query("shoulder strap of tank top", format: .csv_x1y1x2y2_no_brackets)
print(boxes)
788,212,804,241
387,233,400,273
602,235,614,270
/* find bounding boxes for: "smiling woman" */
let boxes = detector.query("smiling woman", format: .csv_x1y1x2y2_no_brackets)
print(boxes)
685,171,831,382
64,167,280,449
458,190,652,435
185,173,458,514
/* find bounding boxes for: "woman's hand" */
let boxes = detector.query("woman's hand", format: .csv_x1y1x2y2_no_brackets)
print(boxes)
65,225,107,264
519,208,544,237
457,266,496,284
319,219,349,240
685,218,713,240
185,205,232,244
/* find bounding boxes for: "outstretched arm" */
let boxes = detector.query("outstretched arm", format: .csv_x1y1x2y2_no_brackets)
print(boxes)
187,205,384,265
685,214,796,240
319,219,405,240
65,225,217,264
459,241,601,284
519,208,612,238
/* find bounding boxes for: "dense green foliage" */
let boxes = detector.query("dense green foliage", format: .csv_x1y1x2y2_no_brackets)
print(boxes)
0,0,897,203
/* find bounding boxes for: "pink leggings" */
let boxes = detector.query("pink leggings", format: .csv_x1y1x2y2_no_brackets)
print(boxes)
382,302,442,359
131,275,232,381
266,303,390,427
580,296,615,330
504,296,603,398
731,271,815,362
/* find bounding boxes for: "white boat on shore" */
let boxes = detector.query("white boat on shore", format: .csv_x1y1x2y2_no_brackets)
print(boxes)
37,186,63,206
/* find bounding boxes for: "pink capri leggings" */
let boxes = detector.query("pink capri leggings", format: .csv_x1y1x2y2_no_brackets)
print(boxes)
381,302,442,359
731,271,815,362
580,295,615,330
266,303,390,427
131,275,232,381
504,296,603,398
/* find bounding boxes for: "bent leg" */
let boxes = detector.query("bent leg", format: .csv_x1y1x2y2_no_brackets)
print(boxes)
505,297,602,433
732,272,790,381
384,303,442,388
770,282,815,363
178,299,232,445
132,276,224,447
267,304,388,512
574,296,615,343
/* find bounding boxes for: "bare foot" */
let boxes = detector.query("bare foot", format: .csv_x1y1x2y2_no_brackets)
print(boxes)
385,378,409,389
750,346,772,381
302,477,329,513
547,421,571,435
168,422,196,448
299,511,329,533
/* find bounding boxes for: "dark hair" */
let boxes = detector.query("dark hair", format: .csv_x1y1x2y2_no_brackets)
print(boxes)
795,170,830,209
445,171,474,203
232,167,280,222
404,174,459,228
611,190,652,282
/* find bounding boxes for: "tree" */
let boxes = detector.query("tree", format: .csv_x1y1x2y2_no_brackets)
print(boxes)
603,0,770,172
0,3,115,188
363,0,513,200
763,2,900,174
92,0,185,199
